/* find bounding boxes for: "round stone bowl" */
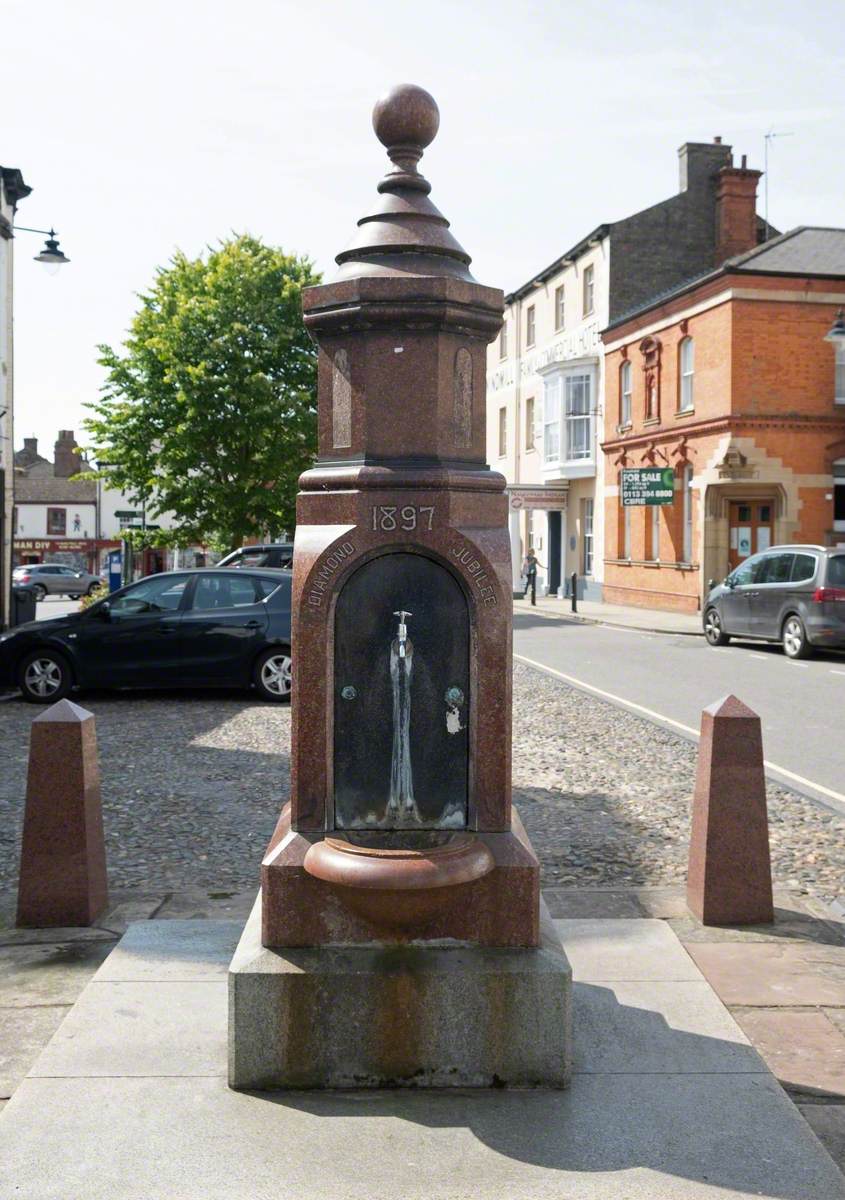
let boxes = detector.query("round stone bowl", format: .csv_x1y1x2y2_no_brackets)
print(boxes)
303,831,494,932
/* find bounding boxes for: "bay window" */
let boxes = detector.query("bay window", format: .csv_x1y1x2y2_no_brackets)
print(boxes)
565,374,591,460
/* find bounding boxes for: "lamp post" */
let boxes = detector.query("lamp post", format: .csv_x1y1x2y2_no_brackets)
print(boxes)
12,225,70,274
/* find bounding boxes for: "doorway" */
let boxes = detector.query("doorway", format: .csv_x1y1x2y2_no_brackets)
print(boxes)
728,499,774,571
547,511,562,594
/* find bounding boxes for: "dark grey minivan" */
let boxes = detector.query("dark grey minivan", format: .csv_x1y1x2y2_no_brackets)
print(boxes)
703,545,845,658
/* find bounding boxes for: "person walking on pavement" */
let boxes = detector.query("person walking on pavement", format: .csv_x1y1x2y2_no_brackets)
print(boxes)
522,548,544,604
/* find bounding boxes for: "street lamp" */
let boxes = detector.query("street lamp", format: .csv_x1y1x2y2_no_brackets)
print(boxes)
12,224,70,275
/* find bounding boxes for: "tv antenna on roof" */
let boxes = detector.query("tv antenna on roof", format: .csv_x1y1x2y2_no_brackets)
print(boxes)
763,130,794,243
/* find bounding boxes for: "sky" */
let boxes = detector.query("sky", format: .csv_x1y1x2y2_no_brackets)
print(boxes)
3,0,844,458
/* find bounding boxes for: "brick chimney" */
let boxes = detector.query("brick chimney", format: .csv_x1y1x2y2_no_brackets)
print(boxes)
678,138,733,193
715,155,762,265
53,430,81,478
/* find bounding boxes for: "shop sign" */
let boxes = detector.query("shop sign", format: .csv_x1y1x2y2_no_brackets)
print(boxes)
508,487,568,511
620,468,675,507
16,539,91,551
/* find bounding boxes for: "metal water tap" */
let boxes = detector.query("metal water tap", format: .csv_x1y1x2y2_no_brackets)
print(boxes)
393,610,413,658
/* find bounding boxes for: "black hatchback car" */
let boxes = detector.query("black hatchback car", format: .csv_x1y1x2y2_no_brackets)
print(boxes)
0,568,292,703
703,544,845,658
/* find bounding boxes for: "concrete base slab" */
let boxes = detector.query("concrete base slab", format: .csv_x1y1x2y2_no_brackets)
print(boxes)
228,895,572,1089
2,915,844,1199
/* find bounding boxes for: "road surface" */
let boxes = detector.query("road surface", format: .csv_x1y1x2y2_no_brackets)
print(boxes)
514,610,845,818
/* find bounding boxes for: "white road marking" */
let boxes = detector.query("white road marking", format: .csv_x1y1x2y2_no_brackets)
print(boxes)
788,662,809,669
750,653,768,660
830,669,845,677
514,652,845,814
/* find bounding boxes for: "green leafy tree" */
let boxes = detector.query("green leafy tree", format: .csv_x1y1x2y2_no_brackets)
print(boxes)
84,235,320,549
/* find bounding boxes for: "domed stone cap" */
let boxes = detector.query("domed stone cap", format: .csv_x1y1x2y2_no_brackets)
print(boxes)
333,83,475,282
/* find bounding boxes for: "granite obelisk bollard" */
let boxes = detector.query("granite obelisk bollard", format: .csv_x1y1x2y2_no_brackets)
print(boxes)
16,699,108,927
687,694,774,926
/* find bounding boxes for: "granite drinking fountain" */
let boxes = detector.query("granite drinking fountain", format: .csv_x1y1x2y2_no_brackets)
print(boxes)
228,83,572,1089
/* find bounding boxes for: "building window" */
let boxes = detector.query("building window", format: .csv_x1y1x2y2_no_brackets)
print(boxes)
582,264,594,316
648,504,660,562
619,501,631,560
543,378,560,463
46,508,66,536
554,286,565,332
641,336,661,421
498,406,507,457
836,345,845,405
682,465,693,561
565,374,592,460
526,305,535,348
525,397,535,451
582,497,594,575
620,360,632,426
834,460,845,531
499,322,508,360
679,337,694,411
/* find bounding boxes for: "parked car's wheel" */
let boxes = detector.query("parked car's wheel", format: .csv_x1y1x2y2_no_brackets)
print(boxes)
703,607,730,647
31,584,47,602
18,649,73,703
782,614,813,660
253,647,292,702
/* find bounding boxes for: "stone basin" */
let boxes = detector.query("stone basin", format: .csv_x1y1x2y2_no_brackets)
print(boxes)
302,831,494,931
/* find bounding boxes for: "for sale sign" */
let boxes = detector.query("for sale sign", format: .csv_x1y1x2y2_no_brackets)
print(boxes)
620,467,675,506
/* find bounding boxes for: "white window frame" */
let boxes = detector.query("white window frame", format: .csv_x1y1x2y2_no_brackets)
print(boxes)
620,360,632,426
679,337,694,412
582,497,594,575
564,374,592,461
836,345,845,405
526,305,536,348
499,322,508,360
554,285,565,332
582,264,594,316
498,406,507,458
525,396,535,452
683,465,693,562
623,505,631,560
543,377,561,464
650,503,660,562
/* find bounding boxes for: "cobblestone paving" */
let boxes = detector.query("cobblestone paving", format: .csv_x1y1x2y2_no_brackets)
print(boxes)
1,665,843,905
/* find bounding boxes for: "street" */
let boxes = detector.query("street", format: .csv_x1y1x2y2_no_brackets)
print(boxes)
34,596,79,622
514,611,845,818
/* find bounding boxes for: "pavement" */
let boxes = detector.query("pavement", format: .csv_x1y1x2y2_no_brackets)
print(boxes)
1,883,845,1190
514,593,703,635
1,905,844,1199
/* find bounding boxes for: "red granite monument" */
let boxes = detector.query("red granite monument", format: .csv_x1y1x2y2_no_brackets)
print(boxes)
687,694,774,926
229,84,571,1089
17,699,108,928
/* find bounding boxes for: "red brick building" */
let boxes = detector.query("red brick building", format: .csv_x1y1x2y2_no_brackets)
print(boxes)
602,222,845,613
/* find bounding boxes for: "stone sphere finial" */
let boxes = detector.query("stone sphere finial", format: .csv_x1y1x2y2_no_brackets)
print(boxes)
372,84,440,157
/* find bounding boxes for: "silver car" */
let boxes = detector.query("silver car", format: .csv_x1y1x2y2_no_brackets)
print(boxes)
703,544,845,659
12,563,105,602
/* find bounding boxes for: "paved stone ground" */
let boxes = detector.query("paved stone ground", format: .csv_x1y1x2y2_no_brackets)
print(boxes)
1,665,843,905
1,670,843,1172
